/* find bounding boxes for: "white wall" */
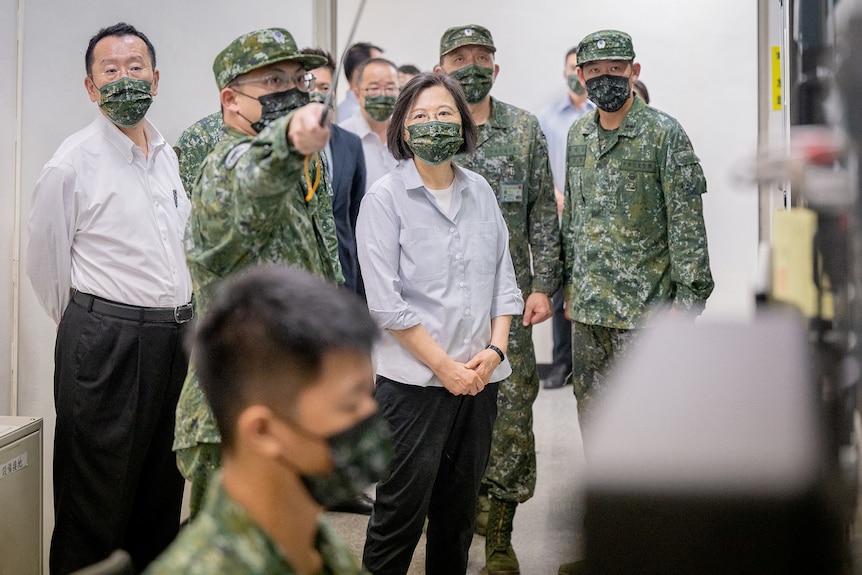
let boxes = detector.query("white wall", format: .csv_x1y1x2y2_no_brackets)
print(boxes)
0,0,18,417
337,0,760,325
5,0,760,567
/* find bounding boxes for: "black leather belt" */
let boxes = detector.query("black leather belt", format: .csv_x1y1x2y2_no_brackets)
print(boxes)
72,291,194,323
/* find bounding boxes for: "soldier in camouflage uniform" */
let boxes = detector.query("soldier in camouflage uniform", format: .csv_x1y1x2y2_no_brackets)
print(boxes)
146,266,391,575
557,30,714,574
435,24,561,575
175,111,224,195
172,27,343,518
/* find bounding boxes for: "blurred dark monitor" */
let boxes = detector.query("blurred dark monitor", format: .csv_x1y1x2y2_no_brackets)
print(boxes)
582,313,846,575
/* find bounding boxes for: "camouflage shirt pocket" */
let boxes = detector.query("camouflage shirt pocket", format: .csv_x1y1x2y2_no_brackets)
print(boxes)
567,145,587,205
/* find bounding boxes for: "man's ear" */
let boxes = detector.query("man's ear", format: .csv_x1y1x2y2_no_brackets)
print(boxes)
236,405,283,459
150,68,160,97
84,75,100,103
631,62,641,84
221,87,240,113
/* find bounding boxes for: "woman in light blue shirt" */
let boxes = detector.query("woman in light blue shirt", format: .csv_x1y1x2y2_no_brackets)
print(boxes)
357,72,523,575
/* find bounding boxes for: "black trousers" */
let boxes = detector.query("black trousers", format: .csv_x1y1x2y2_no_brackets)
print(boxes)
552,288,573,370
363,376,498,575
50,299,189,574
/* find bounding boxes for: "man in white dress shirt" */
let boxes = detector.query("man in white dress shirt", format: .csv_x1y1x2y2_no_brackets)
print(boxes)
339,58,400,190
26,22,193,575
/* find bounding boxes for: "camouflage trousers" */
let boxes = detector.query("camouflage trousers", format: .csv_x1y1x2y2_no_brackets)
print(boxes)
175,442,222,519
482,319,539,504
571,321,638,442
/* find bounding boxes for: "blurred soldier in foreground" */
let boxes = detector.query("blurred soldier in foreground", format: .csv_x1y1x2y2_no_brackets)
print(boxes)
146,266,391,575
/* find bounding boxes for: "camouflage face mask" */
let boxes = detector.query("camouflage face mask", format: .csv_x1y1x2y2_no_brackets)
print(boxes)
363,94,397,122
308,91,327,104
98,77,153,128
567,73,586,96
406,121,464,165
449,64,494,104
585,73,631,113
296,412,394,508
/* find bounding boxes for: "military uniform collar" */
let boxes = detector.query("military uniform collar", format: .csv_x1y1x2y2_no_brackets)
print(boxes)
580,93,646,139
485,96,514,129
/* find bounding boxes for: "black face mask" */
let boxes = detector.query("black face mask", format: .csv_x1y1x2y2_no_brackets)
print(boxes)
585,74,631,113
237,87,309,133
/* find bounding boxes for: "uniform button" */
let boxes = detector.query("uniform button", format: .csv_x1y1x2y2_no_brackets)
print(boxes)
463,338,470,345
459,281,466,287
450,227,456,233
465,310,471,316
455,254,462,260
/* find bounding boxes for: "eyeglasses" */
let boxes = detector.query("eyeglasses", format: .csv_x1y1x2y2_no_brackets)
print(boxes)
232,71,316,93
94,66,151,82
362,86,400,97
407,109,460,123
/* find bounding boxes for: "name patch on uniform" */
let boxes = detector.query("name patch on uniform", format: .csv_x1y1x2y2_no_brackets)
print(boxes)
620,159,656,173
224,142,252,170
499,182,524,202
484,145,520,157
567,145,587,167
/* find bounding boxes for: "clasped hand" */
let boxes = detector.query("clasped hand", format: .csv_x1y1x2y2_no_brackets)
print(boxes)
437,349,501,396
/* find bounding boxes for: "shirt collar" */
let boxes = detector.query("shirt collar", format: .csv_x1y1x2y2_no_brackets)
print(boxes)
94,112,165,163
399,158,477,193
485,96,511,129
351,112,374,139
201,473,339,572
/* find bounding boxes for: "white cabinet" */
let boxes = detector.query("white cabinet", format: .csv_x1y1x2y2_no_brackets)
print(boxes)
0,417,43,575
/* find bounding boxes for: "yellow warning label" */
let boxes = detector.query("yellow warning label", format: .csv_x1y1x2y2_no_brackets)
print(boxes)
772,46,782,111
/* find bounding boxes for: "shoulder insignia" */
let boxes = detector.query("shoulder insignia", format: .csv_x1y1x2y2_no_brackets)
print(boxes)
224,142,252,170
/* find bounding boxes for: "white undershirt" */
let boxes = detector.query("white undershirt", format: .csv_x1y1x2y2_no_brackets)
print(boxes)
426,181,455,216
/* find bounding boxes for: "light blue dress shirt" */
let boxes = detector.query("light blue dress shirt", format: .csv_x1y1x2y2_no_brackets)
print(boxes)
537,95,595,193
356,160,524,388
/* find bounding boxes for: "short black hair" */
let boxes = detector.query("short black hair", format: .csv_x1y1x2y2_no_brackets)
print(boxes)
302,47,336,73
397,64,421,76
356,57,398,87
85,22,156,77
387,71,477,162
192,265,379,449
344,42,383,83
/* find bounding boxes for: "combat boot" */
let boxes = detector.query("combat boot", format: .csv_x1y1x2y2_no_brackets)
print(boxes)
485,497,519,575
475,492,490,536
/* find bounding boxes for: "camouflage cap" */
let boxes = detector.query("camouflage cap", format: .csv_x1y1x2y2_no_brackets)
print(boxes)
576,30,635,65
439,25,496,57
213,28,328,90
